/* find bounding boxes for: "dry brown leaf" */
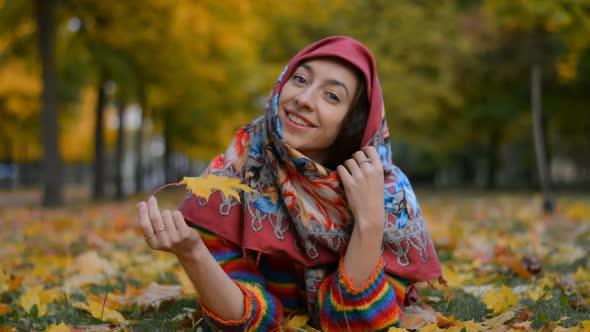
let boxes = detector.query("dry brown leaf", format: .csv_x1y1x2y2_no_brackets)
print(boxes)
400,303,437,330
480,304,524,329
132,282,183,306
437,313,460,328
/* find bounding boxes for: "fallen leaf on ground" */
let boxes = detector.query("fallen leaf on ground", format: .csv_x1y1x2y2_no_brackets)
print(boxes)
481,305,524,329
133,282,183,306
481,284,518,316
400,303,437,330
44,322,79,332
73,300,126,323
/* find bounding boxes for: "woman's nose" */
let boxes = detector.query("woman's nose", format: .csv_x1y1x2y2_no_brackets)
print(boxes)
294,87,315,110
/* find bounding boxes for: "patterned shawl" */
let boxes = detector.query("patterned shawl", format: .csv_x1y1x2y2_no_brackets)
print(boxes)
179,36,442,288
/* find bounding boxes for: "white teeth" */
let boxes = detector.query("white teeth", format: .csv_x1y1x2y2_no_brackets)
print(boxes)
287,113,312,127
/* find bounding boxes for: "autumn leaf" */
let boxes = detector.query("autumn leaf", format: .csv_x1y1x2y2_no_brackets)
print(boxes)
446,320,483,332
387,327,408,332
284,313,310,329
400,304,437,330
418,323,443,332
481,304,524,329
73,300,126,323
132,282,183,307
436,313,460,328
16,285,62,316
44,322,72,332
481,284,519,316
180,175,254,202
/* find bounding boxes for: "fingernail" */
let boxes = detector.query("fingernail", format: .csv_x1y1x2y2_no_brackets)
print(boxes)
149,196,156,203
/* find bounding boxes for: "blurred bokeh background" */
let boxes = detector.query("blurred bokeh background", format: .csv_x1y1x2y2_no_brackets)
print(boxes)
1,0,589,209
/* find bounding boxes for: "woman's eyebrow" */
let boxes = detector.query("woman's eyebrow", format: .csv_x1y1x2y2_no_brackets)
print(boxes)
300,63,350,98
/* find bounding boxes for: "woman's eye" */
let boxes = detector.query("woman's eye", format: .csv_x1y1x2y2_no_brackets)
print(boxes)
292,75,307,85
327,92,340,102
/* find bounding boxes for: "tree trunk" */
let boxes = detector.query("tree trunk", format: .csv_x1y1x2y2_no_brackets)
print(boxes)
135,83,146,193
93,78,107,200
35,0,63,207
114,100,125,201
531,62,554,213
486,129,500,190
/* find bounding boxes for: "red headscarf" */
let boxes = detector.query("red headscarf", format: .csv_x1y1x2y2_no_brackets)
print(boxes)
179,36,442,284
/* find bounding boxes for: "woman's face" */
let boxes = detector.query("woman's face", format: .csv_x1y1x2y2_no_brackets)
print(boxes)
278,58,359,164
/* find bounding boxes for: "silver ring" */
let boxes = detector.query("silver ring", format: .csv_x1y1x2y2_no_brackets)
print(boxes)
155,225,166,232
362,159,372,164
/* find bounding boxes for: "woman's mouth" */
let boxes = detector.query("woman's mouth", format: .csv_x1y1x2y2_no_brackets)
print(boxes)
286,112,315,128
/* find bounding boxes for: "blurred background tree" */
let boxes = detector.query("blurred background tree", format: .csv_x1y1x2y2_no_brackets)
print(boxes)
0,0,588,208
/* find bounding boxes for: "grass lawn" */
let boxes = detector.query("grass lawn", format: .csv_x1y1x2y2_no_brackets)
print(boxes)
1,188,589,331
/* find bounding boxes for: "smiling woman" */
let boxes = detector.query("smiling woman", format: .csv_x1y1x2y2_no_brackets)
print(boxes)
137,36,443,331
278,58,361,166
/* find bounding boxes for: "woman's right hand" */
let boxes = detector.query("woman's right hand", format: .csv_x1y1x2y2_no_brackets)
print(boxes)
137,196,204,259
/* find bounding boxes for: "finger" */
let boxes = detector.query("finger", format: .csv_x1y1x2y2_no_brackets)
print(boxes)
352,150,372,168
148,196,165,233
343,158,362,178
172,210,191,233
336,165,353,187
362,146,382,168
137,201,156,238
161,209,180,240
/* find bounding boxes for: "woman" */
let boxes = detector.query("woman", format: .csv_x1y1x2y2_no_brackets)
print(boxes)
137,36,442,331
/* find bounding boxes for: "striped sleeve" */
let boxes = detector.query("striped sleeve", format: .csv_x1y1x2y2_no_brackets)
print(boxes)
316,257,407,331
194,226,283,332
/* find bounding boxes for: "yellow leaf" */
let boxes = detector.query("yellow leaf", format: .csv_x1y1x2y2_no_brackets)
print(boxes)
73,300,126,323
481,284,518,316
285,314,310,328
45,322,70,332
180,175,254,203
447,320,483,332
387,327,408,332
16,285,47,316
418,322,443,332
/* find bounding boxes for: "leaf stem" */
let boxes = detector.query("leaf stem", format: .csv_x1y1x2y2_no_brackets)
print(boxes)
148,182,183,199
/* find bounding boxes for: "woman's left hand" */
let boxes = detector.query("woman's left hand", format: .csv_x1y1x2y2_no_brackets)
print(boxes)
336,146,385,234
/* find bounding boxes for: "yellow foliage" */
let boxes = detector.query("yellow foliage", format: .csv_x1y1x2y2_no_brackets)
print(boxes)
480,284,518,316
565,202,590,221
44,322,71,332
180,174,254,203
284,314,310,329
16,285,62,316
73,300,126,323
60,87,97,162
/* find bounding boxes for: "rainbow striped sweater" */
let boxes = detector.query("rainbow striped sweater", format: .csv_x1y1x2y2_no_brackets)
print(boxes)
196,227,407,332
